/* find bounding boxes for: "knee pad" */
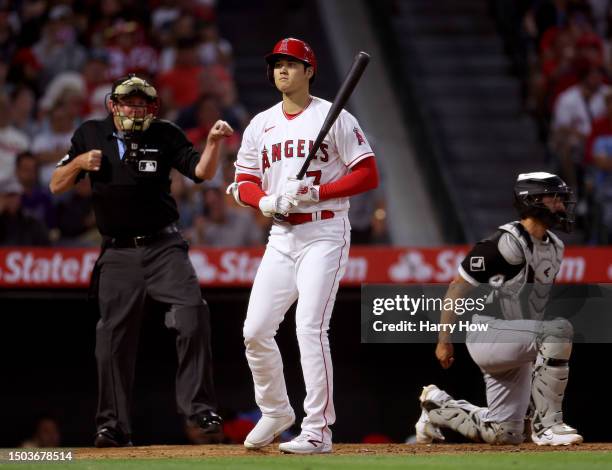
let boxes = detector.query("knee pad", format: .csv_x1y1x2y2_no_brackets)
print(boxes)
539,318,573,362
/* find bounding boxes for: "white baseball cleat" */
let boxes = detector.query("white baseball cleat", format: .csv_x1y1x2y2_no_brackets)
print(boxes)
415,409,445,444
279,433,332,454
532,424,583,446
244,412,295,450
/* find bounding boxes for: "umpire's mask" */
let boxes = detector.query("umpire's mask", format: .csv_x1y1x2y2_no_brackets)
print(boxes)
108,74,159,133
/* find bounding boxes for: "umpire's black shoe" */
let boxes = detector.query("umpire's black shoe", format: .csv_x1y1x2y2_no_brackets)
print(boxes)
191,410,223,434
94,427,133,448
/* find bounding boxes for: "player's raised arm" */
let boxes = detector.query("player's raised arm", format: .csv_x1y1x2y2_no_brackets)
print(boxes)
195,120,233,180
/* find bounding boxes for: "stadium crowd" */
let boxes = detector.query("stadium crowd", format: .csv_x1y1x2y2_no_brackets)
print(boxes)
0,0,388,248
497,0,612,243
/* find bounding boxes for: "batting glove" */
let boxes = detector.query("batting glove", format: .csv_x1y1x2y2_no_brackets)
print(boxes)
284,177,320,202
259,194,296,217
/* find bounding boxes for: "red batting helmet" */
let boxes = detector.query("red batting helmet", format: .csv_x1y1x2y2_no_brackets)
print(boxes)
265,38,317,84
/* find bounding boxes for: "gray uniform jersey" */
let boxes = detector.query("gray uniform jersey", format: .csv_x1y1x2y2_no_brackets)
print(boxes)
456,222,567,426
459,221,564,320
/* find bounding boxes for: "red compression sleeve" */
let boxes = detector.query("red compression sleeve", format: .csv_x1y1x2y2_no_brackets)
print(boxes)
319,157,379,200
236,173,266,208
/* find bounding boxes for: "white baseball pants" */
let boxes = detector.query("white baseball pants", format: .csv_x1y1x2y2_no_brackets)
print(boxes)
243,216,350,443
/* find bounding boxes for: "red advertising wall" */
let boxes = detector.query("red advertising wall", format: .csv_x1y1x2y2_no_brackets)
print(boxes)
1,246,610,288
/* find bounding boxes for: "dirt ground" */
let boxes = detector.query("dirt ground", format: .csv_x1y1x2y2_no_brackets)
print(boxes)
75,443,612,459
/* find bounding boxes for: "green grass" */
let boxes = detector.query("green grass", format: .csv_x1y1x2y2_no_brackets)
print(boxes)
6,452,612,470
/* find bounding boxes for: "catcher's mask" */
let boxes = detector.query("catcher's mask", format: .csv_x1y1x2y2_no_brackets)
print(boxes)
108,74,159,133
513,172,576,233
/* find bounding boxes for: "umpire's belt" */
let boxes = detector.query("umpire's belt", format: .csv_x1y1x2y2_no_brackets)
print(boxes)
281,210,335,225
106,223,180,248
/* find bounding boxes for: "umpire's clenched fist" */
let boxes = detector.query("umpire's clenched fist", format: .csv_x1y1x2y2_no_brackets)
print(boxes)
79,149,102,171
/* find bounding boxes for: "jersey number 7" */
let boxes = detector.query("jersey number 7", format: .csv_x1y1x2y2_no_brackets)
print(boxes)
306,170,322,185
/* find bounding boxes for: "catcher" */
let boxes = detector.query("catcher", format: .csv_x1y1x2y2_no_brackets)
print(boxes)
416,172,583,446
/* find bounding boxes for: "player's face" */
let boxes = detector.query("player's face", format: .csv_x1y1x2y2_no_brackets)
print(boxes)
112,95,148,118
273,59,311,93
541,194,566,213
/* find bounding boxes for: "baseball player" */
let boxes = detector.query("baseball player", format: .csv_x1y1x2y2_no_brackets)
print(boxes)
416,172,583,446
227,38,379,453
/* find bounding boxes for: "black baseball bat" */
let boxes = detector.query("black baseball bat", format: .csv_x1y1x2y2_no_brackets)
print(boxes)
296,51,370,180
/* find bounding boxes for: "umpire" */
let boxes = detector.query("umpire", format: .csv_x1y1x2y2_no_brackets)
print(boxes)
49,74,233,447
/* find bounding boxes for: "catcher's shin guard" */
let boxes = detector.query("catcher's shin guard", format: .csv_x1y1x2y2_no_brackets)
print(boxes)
421,385,483,442
531,359,570,433
532,321,578,439
422,385,524,444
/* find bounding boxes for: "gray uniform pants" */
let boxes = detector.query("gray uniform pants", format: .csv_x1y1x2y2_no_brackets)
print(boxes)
94,233,216,437
466,314,543,425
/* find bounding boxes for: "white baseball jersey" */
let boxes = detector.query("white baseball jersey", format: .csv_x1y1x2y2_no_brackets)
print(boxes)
235,96,375,213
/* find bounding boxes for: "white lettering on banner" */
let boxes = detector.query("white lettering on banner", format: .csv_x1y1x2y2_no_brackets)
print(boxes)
434,250,465,282
389,251,434,282
2,251,98,284
558,257,585,282
4,251,22,282
342,257,367,282
189,252,217,283
219,252,261,282
608,264,612,280
389,250,465,283
81,253,97,282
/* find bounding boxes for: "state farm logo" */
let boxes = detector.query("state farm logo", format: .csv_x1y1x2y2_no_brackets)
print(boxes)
342,257,368,282
557,257,585,282
188,252,217,282
0,251,98,284
389,249,466,283
189,250,262,284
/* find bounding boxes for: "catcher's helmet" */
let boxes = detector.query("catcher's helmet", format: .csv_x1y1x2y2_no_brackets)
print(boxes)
513,172,576,233
265,38,317,85
109,74,159,132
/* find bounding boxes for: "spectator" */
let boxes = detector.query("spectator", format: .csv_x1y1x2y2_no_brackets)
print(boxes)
31,102,77,187
0,2,16,64
184,94,225,150
170,169,201,229
0,92,30,182
10,85,38,139
349,187,389,244
550,61,610,187
197,22,232,68
0,177,49,246
590,120,612,242
81,49,113,120
38,71,86,118
105,20,158,80
20,415,61,448
157,36,205,116
31,5,87,87
55,177,99,246
15,151,56,231
187,186,263,246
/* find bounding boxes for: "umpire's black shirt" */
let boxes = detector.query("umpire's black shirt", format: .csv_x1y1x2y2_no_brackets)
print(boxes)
59,115,202,238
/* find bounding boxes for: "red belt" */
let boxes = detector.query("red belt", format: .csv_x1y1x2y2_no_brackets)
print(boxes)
280,210,335,225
